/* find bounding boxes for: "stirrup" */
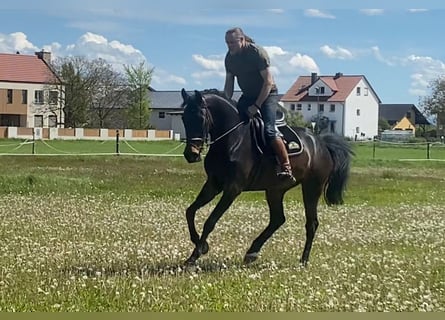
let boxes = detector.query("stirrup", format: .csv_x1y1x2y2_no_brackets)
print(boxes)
277,167,296,182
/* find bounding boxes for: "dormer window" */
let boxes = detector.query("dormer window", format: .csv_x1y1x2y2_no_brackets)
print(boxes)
315,86,325,95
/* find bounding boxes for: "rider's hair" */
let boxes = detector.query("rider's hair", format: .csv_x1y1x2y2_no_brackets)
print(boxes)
225,27,254,43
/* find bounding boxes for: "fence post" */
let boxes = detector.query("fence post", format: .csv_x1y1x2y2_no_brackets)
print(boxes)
373,137,376,160
427,142,430,160
32,128,36,155
116,129,120,156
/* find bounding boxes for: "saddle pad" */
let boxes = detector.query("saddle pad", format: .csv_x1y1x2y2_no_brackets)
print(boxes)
277,125,304,156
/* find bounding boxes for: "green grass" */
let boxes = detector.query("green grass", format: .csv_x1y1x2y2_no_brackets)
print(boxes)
0,138,185,155
0,141,444,311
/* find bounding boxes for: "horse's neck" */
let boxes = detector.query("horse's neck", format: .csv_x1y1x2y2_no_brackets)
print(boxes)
208,100,240,137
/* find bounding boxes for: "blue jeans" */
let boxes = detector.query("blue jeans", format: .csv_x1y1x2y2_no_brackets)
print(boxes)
237,90,280,143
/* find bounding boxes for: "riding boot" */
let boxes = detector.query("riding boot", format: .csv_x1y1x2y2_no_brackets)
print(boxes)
270,138,296,183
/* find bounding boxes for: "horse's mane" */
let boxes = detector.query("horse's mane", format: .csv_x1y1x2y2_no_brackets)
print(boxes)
201,88,238,106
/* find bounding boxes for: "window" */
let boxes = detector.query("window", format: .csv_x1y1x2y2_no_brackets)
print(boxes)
22,90,27,104
296,104,302,111
159,112,165,119
356,109,361,116
34,115,43,127
49,91,58,104
356,87,361,96
320,87,325,94
7,89,13,104
290,104,296,111
48,115,57,128
364,88,369,96
356,127,360,134
318,104,324,112
34,90,44,104
330,104,335,112
307,104,311,111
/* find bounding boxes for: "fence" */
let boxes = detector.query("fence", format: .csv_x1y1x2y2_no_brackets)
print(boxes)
0,126,180,141
357,139,445,161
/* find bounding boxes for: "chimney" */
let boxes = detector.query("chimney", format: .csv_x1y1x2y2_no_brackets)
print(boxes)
334,72,343,79
311,72,318,84
35,50,51,64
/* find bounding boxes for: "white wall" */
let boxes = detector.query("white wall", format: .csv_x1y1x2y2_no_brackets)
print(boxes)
281,78,379,139
343,79,379,139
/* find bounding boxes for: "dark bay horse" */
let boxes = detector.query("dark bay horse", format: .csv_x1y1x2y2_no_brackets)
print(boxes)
180,89,354,266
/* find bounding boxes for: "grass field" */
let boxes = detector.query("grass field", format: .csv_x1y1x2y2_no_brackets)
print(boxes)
0,140,444,311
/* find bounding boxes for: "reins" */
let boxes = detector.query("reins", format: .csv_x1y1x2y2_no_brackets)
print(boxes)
208,121,244,145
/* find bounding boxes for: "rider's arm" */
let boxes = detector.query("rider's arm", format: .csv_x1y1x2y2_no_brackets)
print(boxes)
254,67,274,108
224,72,235,99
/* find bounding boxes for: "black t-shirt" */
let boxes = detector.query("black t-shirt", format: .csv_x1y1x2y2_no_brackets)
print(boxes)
225,43,277,99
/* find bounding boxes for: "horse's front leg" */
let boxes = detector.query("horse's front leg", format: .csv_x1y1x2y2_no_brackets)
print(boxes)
186,186,241,265
185,179,222,265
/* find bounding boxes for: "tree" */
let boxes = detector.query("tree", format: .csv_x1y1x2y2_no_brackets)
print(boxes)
284,110,309,128
419,76,445,137
378,118,391,132
310,114,330,134
419,76,445,117
124,61,154,129
86,59,127,128
52,56,126,128
52,56,92,128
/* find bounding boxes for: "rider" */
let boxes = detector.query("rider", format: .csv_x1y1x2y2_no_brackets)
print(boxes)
223,27,296,183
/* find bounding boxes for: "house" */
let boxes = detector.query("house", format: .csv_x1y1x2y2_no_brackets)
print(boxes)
280,72,381,139
149,89,242,139
0,51,64,128
379,103,430,131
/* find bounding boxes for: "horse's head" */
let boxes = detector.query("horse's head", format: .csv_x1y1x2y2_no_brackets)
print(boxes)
180,88,212,163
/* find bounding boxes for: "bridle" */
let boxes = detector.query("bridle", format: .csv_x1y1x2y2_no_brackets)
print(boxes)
185,97,244,150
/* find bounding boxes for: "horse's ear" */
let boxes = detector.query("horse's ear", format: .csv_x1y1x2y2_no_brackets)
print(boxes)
181,88,189,102
194,90,203,103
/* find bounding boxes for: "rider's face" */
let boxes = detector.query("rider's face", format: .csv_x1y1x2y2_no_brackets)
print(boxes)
225,33,244,55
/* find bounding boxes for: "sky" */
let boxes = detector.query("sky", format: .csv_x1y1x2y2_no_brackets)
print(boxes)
1,0,445,106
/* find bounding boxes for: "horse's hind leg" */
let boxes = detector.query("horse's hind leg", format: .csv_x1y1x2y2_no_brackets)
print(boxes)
244,190,286,265
185,179,222,265
300,180,323,266
186,186,241,265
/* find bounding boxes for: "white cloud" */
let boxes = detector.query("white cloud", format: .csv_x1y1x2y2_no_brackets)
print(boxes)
403,55,445,96
0,32,39,53
408,9,428,13
152,71,187,88
192,54,224,71
264,46,288,58
288,53,319,73
360,9,384,16
304,9,335,19
0,31,185,90
320,45,354,60
267,9,284,14
371,46,395,66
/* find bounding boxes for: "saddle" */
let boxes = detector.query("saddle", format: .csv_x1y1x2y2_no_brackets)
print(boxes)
249,115,304,156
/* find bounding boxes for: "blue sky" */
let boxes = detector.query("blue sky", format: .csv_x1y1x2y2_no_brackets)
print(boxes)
1,0,445,106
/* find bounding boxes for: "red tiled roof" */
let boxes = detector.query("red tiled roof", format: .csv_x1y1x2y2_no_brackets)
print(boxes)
0,52,60,84
281,75,363,102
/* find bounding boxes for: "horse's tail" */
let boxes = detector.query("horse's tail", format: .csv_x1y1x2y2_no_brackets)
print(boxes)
320,134,354,205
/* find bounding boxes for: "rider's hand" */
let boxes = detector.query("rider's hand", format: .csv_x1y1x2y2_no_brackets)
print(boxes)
246,104,260,118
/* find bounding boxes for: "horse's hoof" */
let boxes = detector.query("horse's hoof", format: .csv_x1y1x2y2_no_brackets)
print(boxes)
184,258,196,268
243,252,259,265
200,241,209,255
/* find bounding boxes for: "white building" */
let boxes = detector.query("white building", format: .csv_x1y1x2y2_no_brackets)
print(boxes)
281,72,381,139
